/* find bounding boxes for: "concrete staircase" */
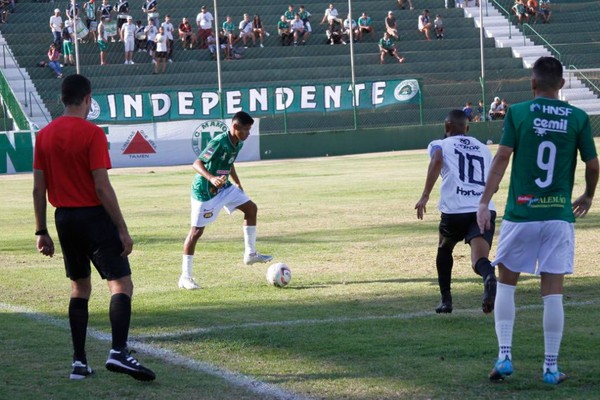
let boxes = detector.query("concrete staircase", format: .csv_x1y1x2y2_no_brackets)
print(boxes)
463,1,600,115
0,34,52,130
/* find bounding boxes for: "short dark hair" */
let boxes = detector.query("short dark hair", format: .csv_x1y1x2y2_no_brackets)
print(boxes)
445,109,468,125
532,56,563,91
61,74,91,106
232,111,254,126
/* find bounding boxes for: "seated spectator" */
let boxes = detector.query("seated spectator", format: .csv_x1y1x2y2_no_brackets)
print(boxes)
238,13,254,48
277,15,293,46
1,0,11,24
378,31,404,64
291,13,309,46
252,14,266,48
179,17,196,49
342,14,359,43
463,102,474,121
398,0,414,10
434,14,444,39
385,10,398,39
357,12,376,41
539,0,551,23
284,4,295,23
326,20,344,45
221,15,237,50
488,96,506,120
512,0,529,25
47,43,62,78
473,99,485,122
526,0,538,23
418,9,432,41
321,3,342,26
298,5,312,35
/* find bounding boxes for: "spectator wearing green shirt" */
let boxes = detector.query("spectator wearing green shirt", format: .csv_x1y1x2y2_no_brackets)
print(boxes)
283,4,295,23
277,15,292,46
358,12,376,41
378,31,404,64
222,15,237,54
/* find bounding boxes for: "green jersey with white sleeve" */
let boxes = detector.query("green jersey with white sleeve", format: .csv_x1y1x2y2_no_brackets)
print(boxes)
500,97,597,222
191,132,243,201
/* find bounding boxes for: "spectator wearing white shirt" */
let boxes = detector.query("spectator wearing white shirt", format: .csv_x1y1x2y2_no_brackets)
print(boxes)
196,5,214,49
342,14,358,43
238,13,254,48
49,8,63,46
321,3,342,25
120,16,135,64
291,13,308,46
161,14,174,62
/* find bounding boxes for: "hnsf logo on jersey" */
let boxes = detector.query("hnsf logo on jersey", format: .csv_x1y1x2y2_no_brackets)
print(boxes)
533,118,568,136
530,103,573,116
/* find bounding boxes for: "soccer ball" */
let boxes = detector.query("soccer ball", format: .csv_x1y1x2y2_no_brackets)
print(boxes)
266,263,292,287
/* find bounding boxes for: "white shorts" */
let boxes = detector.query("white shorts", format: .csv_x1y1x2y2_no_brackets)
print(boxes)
493,220,574,275
124,38,135,52
190,185,250,227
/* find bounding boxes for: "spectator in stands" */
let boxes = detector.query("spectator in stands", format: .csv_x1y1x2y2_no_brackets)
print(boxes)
463,102,474,121
291,13,309,46
83,0,98,43
326,20,344,45
418,9,432,41
321,3,342,26
379,31,405,64
239,13,254,48
115,0,129,41
434,14,444,39
65,2,79,24
97,16,108,65
121,15,136,64
196,5,213,49
539,0,551,23
252,14,266,48
358,12,376,41
277,15,293,46
379,31,404,64
161,14,174,63
284,4,295,23
526,0,538,23
142,0,158,29
512,0,529,25
222,15,238,55
0,0,10,24
397,0,414,10
488,96,505,120
50,8,63,46
62,20,75,66
47,43,63,79
298,5,312,36
144,18,157,57
385,10,398,39
154,25,167,73
99,0,116,42
473,99,485,122
178,17,196,50
342,14,359,43
454,0,465,8
134,20,146,52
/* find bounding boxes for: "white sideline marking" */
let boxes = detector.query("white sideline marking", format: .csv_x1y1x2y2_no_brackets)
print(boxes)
135,300,600,340
0,302,312,400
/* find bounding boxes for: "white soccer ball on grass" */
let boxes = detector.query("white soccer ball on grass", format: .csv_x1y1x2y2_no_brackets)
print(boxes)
266,263,292,287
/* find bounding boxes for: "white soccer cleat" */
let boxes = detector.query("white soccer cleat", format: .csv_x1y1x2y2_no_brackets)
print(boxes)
178,275,201,290
244,252,273,265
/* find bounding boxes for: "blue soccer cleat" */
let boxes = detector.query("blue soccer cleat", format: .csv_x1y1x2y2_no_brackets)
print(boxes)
543,369,568,384
489,356,513,381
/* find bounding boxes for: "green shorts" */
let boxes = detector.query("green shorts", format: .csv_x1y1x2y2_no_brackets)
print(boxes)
98,40,108,51
62,41,74,56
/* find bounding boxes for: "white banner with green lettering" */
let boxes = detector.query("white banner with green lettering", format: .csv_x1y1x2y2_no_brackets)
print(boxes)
87,79,421,123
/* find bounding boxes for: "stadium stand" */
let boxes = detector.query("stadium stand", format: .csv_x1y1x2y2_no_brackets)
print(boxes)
2,0,595,132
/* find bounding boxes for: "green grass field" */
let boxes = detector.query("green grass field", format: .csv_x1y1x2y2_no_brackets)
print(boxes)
1,147,600,400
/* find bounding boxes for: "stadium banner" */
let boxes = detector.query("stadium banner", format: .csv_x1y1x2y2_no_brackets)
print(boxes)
87,79,421,123
0,119,260,174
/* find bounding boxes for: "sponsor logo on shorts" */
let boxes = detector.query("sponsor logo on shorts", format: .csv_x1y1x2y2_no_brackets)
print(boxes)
203,212,213,218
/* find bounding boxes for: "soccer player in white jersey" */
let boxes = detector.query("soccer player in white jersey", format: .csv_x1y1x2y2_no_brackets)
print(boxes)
415,109,497,314
478,56,599,384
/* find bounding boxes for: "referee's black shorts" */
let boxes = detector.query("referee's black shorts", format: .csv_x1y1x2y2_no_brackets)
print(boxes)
55,206,131,281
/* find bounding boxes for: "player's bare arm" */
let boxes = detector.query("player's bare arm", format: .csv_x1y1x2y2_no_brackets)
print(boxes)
229,164,243,191
572,157,599,218
477,145,512,233
33,169,55,257
415,148,443,220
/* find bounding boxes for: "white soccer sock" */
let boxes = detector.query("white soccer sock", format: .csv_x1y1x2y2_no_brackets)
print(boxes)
182,254,194,277
543,294,564,373
243,225,257,255
495,282,516,361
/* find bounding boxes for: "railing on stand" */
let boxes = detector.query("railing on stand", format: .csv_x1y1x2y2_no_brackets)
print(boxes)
566,65,600,94
490,0,514,39
29,92,50,126
1,44,28,108
522,23,561,61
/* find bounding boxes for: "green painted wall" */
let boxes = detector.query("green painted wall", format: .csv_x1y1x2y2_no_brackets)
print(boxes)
260,121,504,160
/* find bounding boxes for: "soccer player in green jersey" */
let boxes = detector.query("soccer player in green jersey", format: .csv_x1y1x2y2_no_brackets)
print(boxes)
179,111,273,290
477,57,599,384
